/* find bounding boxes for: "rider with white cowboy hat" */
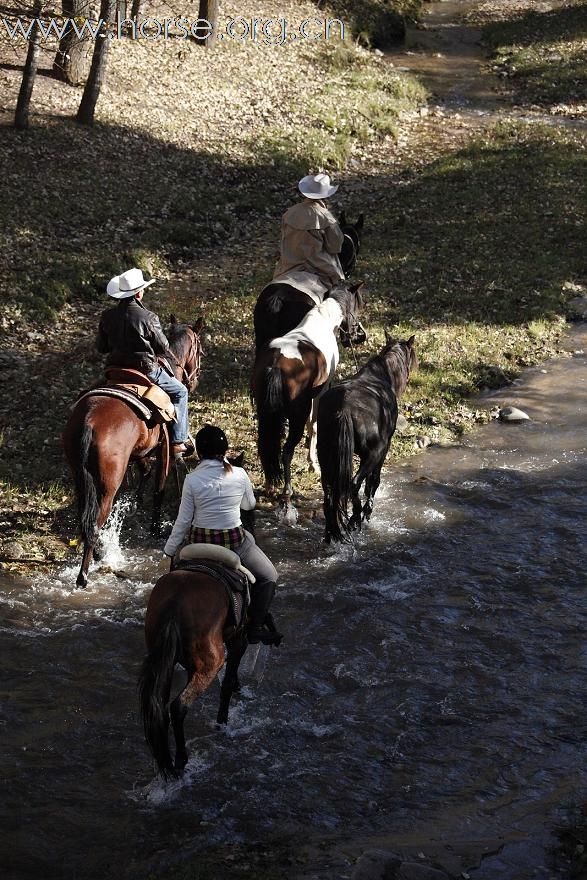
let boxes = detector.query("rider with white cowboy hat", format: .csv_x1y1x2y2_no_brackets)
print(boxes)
273,172,345,291
96,267,193,457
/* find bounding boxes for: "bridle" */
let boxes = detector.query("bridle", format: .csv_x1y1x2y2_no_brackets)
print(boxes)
338,289,365,369
166,327,204,389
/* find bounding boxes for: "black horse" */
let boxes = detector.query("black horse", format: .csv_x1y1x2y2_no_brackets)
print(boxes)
253,212,364,351
317,335,417,543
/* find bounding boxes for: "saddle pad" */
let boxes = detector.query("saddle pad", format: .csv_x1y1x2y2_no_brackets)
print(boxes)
175,560,249,629
264,270,328,305
76,387,152,420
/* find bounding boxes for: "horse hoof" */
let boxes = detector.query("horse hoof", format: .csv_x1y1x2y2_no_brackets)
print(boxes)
75,574,88,589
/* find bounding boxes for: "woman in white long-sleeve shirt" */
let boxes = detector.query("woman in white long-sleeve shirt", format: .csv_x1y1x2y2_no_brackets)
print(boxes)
164,425,282,646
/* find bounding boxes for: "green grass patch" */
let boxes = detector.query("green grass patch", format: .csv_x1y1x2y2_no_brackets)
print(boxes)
254,43,427,169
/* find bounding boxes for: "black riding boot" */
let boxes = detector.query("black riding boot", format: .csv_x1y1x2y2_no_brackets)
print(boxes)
247,581,283,646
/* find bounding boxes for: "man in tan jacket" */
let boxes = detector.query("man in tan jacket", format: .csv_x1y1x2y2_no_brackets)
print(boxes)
273,173,344,291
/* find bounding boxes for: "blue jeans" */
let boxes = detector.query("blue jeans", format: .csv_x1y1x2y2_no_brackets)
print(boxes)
147,366,189,444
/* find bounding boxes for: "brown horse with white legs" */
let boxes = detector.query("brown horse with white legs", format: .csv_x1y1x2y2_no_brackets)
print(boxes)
139,567,249,777
62,317,203,587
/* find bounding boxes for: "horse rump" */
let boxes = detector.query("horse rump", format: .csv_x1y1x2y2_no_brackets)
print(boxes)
317,390,354,542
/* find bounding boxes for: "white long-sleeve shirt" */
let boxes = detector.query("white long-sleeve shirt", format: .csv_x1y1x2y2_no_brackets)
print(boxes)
163,459,256,556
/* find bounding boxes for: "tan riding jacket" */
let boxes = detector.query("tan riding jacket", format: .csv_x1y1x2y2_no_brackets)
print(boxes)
273,199,345,288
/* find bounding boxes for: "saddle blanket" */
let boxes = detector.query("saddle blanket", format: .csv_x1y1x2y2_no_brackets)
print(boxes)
263,270,329,305
75,387,153,421
175,559,249,631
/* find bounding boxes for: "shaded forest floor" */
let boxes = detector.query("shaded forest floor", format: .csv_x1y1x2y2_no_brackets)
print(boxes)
0,0,586,576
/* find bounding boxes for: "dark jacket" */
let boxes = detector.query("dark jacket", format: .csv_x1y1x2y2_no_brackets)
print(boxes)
96,298,172,373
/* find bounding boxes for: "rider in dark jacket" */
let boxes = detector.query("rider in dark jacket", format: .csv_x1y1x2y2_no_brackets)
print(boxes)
96,268,192,456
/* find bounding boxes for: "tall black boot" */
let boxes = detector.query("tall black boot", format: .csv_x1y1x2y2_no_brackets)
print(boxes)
247,581,283,646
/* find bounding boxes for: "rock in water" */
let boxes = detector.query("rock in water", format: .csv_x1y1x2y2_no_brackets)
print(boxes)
499,406,530,422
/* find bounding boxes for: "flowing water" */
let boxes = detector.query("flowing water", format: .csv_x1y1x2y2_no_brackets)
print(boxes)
4,3,587,877
3,324,587,879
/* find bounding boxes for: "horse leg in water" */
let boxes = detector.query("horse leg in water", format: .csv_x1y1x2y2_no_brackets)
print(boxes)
348,448,382,532
168,634,226,772
281,403,308,523
306,390,327,476
217,633,248,725
77,448,128,588
362,455,386,522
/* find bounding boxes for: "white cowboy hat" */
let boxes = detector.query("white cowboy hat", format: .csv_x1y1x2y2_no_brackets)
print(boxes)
298,172,339,200
106,267,156,299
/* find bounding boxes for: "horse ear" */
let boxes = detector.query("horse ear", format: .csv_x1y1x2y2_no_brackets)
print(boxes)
407,334,416,347
339,210,346,226
193,317,205,333
350,281,365,293
169,314,178,325
230,451,245,468
356,213,364,230
384,330,393,344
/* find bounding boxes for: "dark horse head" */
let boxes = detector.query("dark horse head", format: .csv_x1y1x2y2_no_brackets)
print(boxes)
339,211,364,278
167,315,205,392
328,280,367,348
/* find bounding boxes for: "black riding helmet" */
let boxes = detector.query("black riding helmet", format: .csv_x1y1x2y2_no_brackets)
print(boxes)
195,425,228,459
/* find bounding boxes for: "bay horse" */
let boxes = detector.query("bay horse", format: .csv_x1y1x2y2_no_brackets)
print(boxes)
253,212,364,351
62,317,204,587
317,334,417,543
252,282,365,521
139,567,248,778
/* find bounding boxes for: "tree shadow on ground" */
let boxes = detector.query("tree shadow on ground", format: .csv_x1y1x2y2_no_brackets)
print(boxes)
364,124,587,329
485,2,587,50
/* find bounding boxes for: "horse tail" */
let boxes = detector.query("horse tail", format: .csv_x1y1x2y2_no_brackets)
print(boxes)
256,365,284,485
320,405,354,542
75,421,100,548
138,604,180,777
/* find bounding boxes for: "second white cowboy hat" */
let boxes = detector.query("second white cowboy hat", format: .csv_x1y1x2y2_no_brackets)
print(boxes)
298,172,339,200
106,267,156,299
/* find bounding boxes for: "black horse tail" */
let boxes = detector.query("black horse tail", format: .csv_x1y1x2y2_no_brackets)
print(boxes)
257,365,284,485
75,421,100,548
319,406,354,542
138,605,180,778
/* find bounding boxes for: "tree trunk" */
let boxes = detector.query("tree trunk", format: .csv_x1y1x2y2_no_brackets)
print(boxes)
195,0,219,46
130,0,144,20
15,0,43,129
53,0,93,85
76,0,115,125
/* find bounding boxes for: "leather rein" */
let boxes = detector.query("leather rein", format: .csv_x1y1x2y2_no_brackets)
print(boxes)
162,328,204,389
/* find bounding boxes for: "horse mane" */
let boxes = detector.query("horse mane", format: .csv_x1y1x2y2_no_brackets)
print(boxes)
360,339,415,396
167,321,191,358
